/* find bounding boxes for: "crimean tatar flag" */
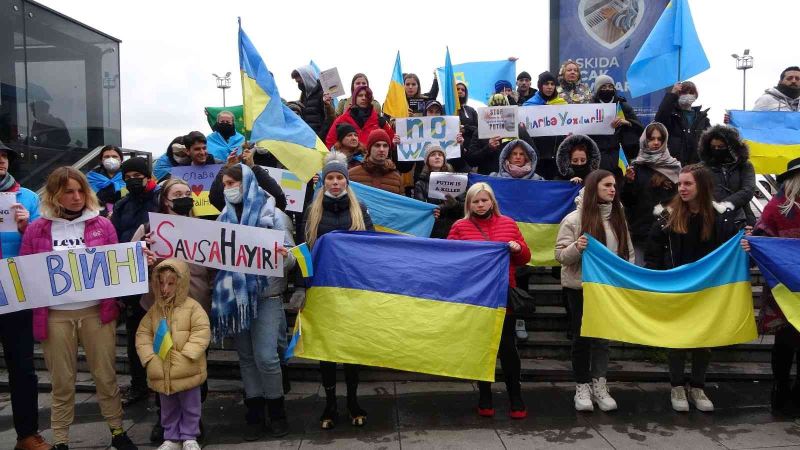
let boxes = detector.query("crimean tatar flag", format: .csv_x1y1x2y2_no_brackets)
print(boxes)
747,237,800,332
581,231,757,348
153,318,174,360
383,51,409,118
290,231,510,381
238,19,327,183
729,111,800,175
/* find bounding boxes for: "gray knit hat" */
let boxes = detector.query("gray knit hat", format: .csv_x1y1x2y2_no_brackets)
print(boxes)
593,75,615,95
321,152,349,183
424,144,446,163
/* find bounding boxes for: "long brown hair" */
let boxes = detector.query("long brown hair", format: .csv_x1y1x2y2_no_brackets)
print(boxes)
666,164,716,240
41,166,100,218
580,170,630,258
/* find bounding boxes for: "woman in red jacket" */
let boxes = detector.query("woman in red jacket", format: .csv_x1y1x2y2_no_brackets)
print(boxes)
448,182,531,419
325,86,393,149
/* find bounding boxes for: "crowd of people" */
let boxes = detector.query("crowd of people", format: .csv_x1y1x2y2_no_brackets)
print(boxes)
0,62,798,450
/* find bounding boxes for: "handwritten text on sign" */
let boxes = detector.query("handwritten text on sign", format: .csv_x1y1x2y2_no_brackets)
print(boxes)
0,242,149,315
428,173,468,200
148,213,284,277
478,106,519,139
0,193,17,232
519,103,616,137
171,164,224,216
395,116,461,162
259,166,307,214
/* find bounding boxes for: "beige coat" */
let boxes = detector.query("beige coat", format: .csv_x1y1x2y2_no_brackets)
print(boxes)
136,259,210,395
555,191,634,289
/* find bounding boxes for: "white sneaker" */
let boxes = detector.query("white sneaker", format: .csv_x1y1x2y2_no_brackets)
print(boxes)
574,383,594,411
183,439,202,450
592,377,618,411
671,386,689,412
515,319,528,340
688,387,714,412
157,441,181,450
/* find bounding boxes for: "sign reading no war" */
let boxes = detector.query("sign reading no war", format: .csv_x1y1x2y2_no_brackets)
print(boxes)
395,116,461,162
519,103,616,137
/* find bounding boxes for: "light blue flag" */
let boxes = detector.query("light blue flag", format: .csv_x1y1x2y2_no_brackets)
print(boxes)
436,60,516,104
443,47,460,116
626,0,710,98
349,182,436,237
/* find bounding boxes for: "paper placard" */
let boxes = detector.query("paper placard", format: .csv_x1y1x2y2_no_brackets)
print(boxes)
170,164,224,216
395,116,462,162
319,67,345,98
519,103,616,137
259,166,307,213
478,106,519,139
149,213,284,276
0,193,17,232
428,173,468,200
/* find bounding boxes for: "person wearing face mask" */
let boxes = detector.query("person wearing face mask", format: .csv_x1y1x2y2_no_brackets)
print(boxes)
325,86,394,149
621,122,681,265
556,60,592,105
213,164,295,440
697,125,756,225
348,129,403,194
655,81,710,165
292,65,335,140
555,134,602,183
87,145,125,217
206,110,245,161
754,66,800,112
209,144,287,213
524,71,568,180
335,73,383,117
588,75,643,172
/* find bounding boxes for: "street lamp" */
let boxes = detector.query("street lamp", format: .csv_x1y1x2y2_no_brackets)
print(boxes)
213,72,232,106
103,71,119,127
731,50,753,110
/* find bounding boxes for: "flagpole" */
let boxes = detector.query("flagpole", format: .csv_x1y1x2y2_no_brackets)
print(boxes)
677,47,681,83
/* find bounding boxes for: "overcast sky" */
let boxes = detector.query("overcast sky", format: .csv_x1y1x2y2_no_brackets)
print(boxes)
40,0,795,157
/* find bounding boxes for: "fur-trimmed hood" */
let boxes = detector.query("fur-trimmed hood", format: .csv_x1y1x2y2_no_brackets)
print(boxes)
698,125,749,166
652,201,736,218
556,134,601,177
494,139,540,179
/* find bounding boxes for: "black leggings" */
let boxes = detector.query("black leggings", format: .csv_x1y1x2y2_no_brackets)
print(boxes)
772,325,800,383
478,315,521,397
320,362,360,390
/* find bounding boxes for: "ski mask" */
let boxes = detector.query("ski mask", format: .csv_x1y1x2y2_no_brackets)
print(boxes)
170,197,194,216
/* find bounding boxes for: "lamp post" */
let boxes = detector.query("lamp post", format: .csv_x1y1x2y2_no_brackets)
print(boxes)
213,72,232,107
731,50,753,110
102,71,119,127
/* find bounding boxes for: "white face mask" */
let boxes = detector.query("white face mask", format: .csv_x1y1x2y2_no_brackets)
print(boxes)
224,186,243,204
678,94,697,107
102,158,121,172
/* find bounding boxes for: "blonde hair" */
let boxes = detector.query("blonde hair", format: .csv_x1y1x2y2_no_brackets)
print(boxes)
780,172,800,216
41,166,100,218
463,182,501,219
304,184,366,248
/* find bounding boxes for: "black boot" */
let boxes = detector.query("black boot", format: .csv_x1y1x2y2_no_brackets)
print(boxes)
282,364,292,394
243,396,266,441
320,386,338,430
347,391,367,427
266,396,289,437
773,380,793,413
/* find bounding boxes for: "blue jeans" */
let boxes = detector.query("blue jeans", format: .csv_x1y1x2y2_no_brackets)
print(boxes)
235,296,287,400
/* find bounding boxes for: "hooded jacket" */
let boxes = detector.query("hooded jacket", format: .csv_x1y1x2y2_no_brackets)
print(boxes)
555,134,602,180
491,139,543,180
348,159,403,194
654,92,710,165
295,65,334,139
325,106,394,149
697,125,757,225
136,259,210,395
753,87,800,112
457,83,479,153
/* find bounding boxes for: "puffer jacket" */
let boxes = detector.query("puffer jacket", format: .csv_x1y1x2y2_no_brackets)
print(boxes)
555,191,635,289
348,160,403,194
300,82,334,140
136,259,210,395
555,134,601,179
654,92,710,165
491,139,543,180
325,106,394,149
753,87,799,112
111,185,161,242
0,185,39,259
414,171,465,239
306,193,375,238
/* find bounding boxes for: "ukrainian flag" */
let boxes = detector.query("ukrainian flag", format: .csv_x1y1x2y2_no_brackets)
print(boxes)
581,232,757,348
468,174,581,266
289,243,313,278
350,181,436,237
291,231,510,381
443,47,461,116
382,51,409,118
238,19,327,183
153,318,174,360
729,110,800,175
747,237,800,331
618,145,629,173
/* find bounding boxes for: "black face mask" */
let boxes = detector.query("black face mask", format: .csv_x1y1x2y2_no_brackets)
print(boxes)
125,178,145,196
571,163,591,179
473,209,493,219
598,90,615,102
710,149,735,165
777,84,800,99
170,197,194,216
216,122,236,139
62,207,84,219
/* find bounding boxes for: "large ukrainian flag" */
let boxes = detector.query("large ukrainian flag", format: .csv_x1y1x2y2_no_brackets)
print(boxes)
468,174,581,266
581,232,757,348
350,181,436,237
382,51,409,118
238,20,327,183
729,110,800,175
292,231,509,381
747,237,800,331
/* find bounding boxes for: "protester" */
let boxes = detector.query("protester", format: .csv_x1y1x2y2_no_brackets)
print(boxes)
556,169,633,412
456,81,479,154
348,129,403,194
524,71,568,180
655,81,710,165
555,134,601,183
335,73,382,116
516,71,537,104
21,167,136,450
325,86,393,149
209,145,287,212
304,153,374,429
136,259,210,450
153,136,188,181
645,164,743,412
556,60,592,104
464,95,511,176
589,75,643,171
622,122,681,264
491,139,542,180
206,110,245,161
291,65,334,139
753,66,800,112
697,125,756,225
0,141,50,450
494,79,518,105
524,71,566,106
403,72,439,116
414,145,464,238
87,145,124,217
329,123,366,168
212,164,295,439
448,182,531,419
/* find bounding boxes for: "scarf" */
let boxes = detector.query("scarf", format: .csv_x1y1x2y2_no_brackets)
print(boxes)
632,144,681,183
350,106,372,128
211,164,271,342
87,169,124,193
503,160,532,178
0,173,16,192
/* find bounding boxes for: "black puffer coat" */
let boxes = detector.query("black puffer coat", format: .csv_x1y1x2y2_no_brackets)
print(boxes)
308,194,375,238
588,94,643,175
414,172,465,239
300,82,333,140
654,92,710,165
555,134,602,180
621,165,677,244
111,187,161,242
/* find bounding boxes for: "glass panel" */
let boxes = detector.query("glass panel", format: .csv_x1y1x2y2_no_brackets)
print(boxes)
0,0,27,147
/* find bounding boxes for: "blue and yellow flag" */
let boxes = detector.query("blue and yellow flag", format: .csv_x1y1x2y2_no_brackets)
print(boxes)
747,237,800,331
383,51,409,118
436,59,516,104
468,174,581,266
153,318,174,360
617,145,629,173
238,19,327,183
626,0,710,98
350,182,436,237
443,47,461,116
729,111,800,175
581,232,757,348
289,243,313,278
291,231,510,381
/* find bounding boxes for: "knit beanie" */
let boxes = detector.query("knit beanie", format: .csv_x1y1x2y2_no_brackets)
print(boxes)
494,80,513,93
537,71,557,91
593,75,615,95
120,157,151,178
424,145,445,163
366,129,391,154
517,71,532,81
321,152,349,182
336,123,357,142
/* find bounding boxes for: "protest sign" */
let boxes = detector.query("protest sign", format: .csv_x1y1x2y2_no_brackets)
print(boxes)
0,242,149,315
0,193,17,232
259,166,307,213
148,213,284,276
408,98,427,115
519,103,616,137
170,164,224,216
319,67,345,98
428,173,468,200
395,116,461,162
478,106,518,139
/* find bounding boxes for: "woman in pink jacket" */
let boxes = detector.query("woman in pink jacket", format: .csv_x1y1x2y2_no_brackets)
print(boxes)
21,167,137,450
